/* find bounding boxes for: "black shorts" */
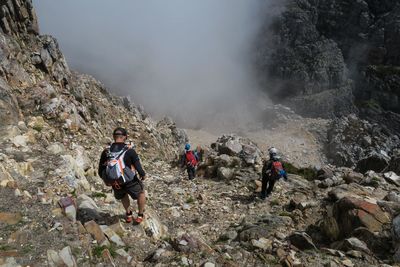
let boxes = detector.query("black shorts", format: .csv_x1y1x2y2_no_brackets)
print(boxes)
113,179,144,200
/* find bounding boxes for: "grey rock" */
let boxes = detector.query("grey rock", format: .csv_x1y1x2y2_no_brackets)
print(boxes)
390,152,400,174
319,217,340,242
317,166,334,180
241,144,261,165
216,135,242,156
47,249,63,267
385,191,400,202
217,167,234,180
383,171,400,186
341,237,371,254
40,48,53,72
288,231,317,250
219,230,238,241
393,215,400,240
58,246,77,267
238,215,292,242
343,170,364,184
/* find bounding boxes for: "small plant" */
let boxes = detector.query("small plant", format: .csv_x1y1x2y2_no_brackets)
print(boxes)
70,189,77,198
269,199,280,206
283,161,317,181
71,246,81,256
92,245,117,258
32,124,44,132
21,244,34,254
123,245,133,252
0,245,13,251
369,177,381,188
92,245,106,258
279,211,294,219
217,234,230,242
373,65,400,77
91,192,107,198
186,196,195,204
359,99,381,110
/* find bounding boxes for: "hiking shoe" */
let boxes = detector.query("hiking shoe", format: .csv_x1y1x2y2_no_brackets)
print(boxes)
134,214,144,224
125,211,133,223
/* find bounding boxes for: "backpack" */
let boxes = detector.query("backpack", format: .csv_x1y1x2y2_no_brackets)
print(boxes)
185,151,198,167
102,144,136,187
271,160,285,179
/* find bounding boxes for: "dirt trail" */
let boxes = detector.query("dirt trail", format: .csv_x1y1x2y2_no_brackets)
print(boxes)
185,117,330,168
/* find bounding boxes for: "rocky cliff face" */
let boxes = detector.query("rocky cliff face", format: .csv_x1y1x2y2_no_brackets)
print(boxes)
256,0,400,118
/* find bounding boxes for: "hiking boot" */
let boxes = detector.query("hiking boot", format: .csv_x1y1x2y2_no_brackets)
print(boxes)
134,214,144,224
125,211,133,223
260,193,267,200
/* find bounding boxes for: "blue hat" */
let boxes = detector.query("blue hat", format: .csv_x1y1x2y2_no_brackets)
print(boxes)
185,144,191,151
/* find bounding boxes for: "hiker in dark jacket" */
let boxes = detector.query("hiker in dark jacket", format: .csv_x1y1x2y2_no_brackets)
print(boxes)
98,127,146,224
181,143,198,180
261,147,287,199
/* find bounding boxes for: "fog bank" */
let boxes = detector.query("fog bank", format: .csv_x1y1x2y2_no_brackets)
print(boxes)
34,0,277,130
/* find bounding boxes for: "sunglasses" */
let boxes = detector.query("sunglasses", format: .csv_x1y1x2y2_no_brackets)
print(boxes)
113,133,126,136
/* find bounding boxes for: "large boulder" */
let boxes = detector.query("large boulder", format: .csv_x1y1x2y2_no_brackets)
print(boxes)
339,237,371,254
319,217,340,242
241,144,261,165
288,231,317,250
356,152,390,173
333,197,390,237
211,135,262,166
353,227,392,259
213,135,242,156
217,167,234,180
343,170,364,184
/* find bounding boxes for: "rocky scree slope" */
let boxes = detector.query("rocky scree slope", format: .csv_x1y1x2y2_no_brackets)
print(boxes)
0,0,186,266
195,135,400,266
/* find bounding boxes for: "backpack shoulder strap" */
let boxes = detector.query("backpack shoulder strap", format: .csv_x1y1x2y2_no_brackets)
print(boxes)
105,145,111,152
115,145,129,160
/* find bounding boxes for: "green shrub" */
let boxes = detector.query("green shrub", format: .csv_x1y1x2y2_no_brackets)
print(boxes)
92,245,117,258
283,161,317,181
91,192,107,198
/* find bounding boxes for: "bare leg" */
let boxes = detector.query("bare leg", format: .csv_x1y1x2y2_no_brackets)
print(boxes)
137,192,146,215
121,194,130,212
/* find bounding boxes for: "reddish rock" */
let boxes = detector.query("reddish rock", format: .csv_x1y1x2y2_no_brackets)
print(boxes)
0,212,22,225
334,197,390,237
0,250,19,257
102,249,115,266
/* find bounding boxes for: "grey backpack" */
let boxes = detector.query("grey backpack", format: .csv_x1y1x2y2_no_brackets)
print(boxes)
103,145,136,186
